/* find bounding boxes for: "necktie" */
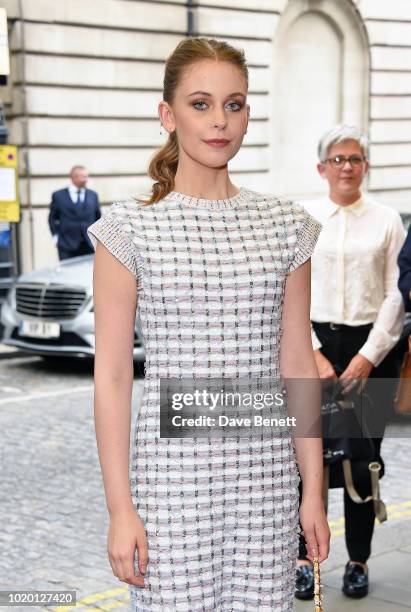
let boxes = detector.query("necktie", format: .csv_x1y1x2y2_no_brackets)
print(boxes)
75,189,81,205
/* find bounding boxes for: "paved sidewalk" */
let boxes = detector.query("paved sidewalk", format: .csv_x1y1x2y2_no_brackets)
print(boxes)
296,516,411,611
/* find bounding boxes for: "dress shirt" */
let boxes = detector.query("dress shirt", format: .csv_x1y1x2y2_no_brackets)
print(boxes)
68,183,86,204
300,193,406,367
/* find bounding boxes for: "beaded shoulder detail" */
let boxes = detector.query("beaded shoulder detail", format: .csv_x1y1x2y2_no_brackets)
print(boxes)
86,201,143,282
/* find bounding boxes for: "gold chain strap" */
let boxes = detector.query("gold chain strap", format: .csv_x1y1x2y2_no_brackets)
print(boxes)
313,556,323,611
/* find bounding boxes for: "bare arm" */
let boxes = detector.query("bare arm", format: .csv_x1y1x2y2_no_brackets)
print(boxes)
93,240,147,586
93,240,137,516
280,258,330,562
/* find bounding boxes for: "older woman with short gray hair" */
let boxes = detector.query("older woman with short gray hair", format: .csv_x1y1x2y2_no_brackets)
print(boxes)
295,124,405,601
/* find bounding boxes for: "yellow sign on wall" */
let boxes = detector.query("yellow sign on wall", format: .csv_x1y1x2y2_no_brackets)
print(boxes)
0,145,20,222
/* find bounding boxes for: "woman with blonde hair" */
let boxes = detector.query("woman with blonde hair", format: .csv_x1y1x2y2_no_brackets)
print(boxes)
87,37,329,611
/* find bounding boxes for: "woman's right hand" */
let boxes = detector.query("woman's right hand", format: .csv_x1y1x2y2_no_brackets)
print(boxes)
107,507,148,587
314,349,338,382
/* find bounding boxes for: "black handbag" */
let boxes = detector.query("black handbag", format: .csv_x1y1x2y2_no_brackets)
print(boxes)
321,380,387,523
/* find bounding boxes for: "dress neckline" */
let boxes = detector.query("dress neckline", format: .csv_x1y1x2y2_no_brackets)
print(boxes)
163,186,249,210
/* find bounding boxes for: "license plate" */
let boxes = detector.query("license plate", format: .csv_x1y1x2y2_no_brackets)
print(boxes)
18,320,61,339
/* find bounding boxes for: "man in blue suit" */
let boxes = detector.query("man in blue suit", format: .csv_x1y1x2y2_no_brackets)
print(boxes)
48,165,101,260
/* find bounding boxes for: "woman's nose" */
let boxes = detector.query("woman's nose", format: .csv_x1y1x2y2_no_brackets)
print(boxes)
212,109,227,128
342,159,354,170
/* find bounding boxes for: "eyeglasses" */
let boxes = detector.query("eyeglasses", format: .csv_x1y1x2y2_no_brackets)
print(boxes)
325,155,366,168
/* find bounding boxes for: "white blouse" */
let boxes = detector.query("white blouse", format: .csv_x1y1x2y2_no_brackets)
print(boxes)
300,194,406,368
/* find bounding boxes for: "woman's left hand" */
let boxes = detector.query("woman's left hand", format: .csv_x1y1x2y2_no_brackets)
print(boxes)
299,496,330,563
339,353,374,394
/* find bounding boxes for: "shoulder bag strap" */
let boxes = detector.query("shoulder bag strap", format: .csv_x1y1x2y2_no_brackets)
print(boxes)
342,459,387,523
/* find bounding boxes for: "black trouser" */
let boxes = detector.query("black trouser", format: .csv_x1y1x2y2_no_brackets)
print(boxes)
298,321,398,564
58,241,94,260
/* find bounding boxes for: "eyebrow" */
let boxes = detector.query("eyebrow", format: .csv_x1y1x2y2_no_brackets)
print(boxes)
187,91,246,99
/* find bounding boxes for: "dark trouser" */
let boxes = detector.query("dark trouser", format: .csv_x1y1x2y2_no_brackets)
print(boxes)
298,321,398,564
58,241,94,260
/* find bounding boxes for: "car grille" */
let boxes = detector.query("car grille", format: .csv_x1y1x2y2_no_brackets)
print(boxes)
15,283,87,320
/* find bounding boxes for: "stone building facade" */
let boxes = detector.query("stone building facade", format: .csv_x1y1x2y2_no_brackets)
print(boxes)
2,0,411,272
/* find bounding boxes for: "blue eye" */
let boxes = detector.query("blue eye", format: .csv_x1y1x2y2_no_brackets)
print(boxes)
226,102,242,111
193,100,242,111
193,101,208,110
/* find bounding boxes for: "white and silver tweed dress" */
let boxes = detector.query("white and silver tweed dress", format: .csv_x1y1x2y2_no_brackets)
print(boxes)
87,187,322,612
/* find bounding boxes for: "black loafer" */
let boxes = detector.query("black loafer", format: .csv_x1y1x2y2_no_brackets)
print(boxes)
295,564,314,600
342,561,369,598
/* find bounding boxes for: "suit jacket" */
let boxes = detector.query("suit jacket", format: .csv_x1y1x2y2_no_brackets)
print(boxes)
398,225,411,312
48,187,101,252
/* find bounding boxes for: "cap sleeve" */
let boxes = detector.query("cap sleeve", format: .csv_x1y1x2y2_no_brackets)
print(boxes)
287,201,322,273
87,201,143,284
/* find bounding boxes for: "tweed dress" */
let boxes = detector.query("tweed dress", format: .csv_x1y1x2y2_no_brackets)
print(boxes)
87,187,322,612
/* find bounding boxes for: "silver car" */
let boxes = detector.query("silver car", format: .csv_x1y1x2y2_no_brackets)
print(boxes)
0,254,145,361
